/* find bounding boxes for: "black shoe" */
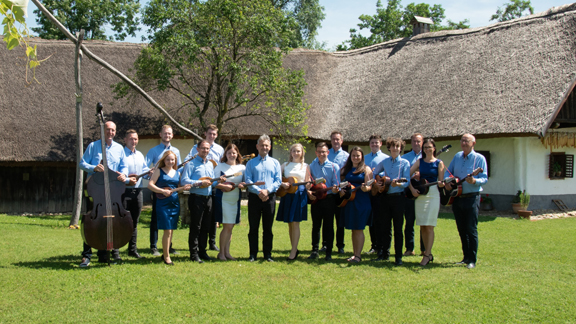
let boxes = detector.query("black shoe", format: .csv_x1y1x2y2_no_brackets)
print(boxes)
325,254,332,261
455,260,469,265
97,257,109,263
248,255,256,262
199,253,212,261
373,255,389,262
338,248,345,254
287,250,299,261
151,248,161,257
128,251,145,259
161,256,174,265
394,258,403,266
190,255,204,263
319,246,327,252
79,258,90,268
209,244,220,251
265,256,275,262
308,251,319,259
169,248,179,255
112,254,122,261
367,248,377,254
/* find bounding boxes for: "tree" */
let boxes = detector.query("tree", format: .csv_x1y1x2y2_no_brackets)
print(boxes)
337,0,470,51
490,0,534,22
272,0,326,49
116,0,309,141
32,0,140,41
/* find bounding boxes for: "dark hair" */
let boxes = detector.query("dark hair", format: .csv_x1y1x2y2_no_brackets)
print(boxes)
197,139,210,149
330,131,342,139
369,134,382,142
421,138,437,159
386,137,406,151
221,143,242,164
315,142,329,150
341,146,366,178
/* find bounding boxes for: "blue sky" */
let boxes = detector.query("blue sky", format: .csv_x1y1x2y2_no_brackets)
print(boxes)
24,0,571,49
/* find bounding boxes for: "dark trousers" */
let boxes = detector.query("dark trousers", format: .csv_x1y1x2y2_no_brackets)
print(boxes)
452,194,480,263
208,192,217,247
369,195,382,250
404,198,425,252
122,188,143,253
188,194,212,257
380,193,405,259
150,195,159,249
323,197,345,249
248,193,276,258
81,193,119,260
311,195,336,254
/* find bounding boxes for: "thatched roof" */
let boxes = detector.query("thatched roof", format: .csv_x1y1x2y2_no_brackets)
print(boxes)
2,3,576,161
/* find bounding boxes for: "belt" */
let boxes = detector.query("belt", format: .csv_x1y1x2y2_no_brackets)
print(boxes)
385,192,404,196
190,193,210,198
458,192,480,198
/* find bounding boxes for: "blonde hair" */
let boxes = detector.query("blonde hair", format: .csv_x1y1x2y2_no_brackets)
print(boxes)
158,151,178,170
288,143,306,170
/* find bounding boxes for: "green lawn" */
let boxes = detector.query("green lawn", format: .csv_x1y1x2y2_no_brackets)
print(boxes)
1,207,575,323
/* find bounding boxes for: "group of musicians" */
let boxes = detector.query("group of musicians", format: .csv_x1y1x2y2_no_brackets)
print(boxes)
78,123,488,270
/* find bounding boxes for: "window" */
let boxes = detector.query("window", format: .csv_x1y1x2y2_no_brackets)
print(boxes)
549,153,574,179
476,151,491,178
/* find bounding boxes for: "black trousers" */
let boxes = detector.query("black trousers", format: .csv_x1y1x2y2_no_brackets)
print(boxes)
322,197,345,249
452,194,480,263
311,194,336,254
248,193,276,258
208,192,217,247
380,193,405,259
369,195,382,250
122,188,143,253
150,195,159,249
404,198,425,252
188,194,212,257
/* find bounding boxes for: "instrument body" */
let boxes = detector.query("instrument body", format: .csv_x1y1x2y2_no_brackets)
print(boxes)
371,176,408,196
156,171,242,199
308,181,348,204
277,177,325,197
82,104,133,252
439,167,484,206
220,181,265,191
338,179,375,207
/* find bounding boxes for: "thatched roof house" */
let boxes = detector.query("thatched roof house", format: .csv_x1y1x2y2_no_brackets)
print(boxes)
2,3,576,213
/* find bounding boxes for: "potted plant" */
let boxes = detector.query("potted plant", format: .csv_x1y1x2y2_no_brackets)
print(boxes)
517,190,532,219
480,194,493,211
552,162,563,177
511,190,522,213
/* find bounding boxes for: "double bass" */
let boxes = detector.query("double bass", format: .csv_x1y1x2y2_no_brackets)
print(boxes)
81,103,133,264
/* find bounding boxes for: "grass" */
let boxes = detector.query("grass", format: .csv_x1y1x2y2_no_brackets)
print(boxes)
1,206,575,323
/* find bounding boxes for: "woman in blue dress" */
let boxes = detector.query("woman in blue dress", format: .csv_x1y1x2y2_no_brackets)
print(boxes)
148,151,190,265
339,147,373,263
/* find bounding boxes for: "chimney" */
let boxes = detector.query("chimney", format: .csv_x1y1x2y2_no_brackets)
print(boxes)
410,16,434,36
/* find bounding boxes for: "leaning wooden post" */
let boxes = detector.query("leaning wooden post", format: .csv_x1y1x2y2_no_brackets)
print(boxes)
69,30,85,228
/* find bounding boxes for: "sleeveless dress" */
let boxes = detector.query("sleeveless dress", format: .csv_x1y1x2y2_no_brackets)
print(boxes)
415,159,441,226
276,162,308,223
341,168,372,230
213,163,245,224
155,168,181,230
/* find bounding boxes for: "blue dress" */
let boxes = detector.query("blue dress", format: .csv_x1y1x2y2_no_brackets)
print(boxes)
155,168,180,230
276,185,308,222
341,168,372,230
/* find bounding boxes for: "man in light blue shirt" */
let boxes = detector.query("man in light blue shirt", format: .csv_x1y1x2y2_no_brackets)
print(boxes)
374,137,410,266
307,142,340,261
181,140,224,263
444,134,488,269
184,124,224,252
145,125,182,256
364,135,389,256
326,131,349,254
245,134,282,262
400,133,423,257
122,129,150,259
78,121,129,267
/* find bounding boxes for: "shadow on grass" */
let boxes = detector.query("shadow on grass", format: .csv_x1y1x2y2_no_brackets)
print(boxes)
13,253,154,270
438,213,497,223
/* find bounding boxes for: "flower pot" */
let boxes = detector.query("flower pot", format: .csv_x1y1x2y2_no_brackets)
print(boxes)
480,201,494,211
517,210,532,219
512,203,523,213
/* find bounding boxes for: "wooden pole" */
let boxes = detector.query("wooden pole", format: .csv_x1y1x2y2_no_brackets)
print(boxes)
29,0,203,141
69,30,84,227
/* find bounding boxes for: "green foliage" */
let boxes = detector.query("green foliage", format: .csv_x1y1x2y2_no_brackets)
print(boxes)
32,0,140,41
1,0,44,82
118,0,309,142
490,0,534,22
272,0,326,49
512,190,522,203
519,190,530,208
336,0,470,51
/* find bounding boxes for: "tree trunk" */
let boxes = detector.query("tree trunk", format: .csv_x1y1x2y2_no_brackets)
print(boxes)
69,30,84,227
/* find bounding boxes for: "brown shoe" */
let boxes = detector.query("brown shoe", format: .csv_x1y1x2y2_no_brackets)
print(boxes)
403,250,416,256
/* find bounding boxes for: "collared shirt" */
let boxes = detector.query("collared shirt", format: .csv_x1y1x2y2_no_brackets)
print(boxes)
365,150,389,170
444,150,488,194
245,154,282,195
180,156,215,196
79,140,128,179
328,147,349,169
185,142,224,165
124,147,150,188
145,143,182,169
402,150,422,167
309,159,340,194
374,155,410,194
